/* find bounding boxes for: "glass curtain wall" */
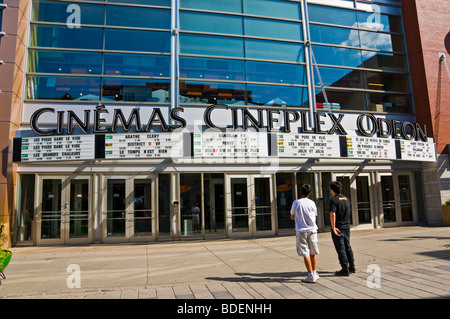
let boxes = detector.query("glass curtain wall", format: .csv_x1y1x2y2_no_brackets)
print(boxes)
27,0,171,102
26,0,412,114
179,0,308,107
308,0,411,113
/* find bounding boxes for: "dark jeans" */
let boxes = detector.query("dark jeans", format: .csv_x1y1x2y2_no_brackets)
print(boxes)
331,228,355,270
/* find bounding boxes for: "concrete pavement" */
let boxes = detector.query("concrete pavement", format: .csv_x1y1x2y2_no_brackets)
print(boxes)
0,226,449,299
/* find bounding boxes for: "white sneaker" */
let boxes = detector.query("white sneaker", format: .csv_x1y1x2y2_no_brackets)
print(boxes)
313,272,320,281
302,275,317,283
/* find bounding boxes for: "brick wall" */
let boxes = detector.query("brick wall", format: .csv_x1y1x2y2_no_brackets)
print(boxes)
0,0,29,246
402,0,450,154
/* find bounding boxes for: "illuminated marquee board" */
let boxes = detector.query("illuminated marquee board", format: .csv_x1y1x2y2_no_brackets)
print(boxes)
12,132,436,163
276,133,341,158
399,140,436,162
104,133,184,159
17,135,95,162
193,132,268,157
346,136,397,160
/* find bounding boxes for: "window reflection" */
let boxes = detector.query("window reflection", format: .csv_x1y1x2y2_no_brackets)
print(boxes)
102,78,170,102
107,0,170,5
180,81,245,104
365,72,408,92
105,29,170,53
28,50,102,75
106,6,170,29
310,25,359,47
362,51,405,70
367,92,410,113
312,45,362,67
180,34,244,57
104,54,170,77
180,0,242,13
244,17,302,41
32,0,104,25
180,57,245,81
308,4,356,26
315,89,366,111
359,31,403,52
27,76,101,100
247,84,308,107
246,39,304,62
314,66,363,89
357,11,402,33
30,25,103,50
180,11,243,35
244,0,300,20
246,61,306,85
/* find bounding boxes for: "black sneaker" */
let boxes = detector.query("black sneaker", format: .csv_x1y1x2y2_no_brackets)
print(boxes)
335,269,350,276
348,264,356,274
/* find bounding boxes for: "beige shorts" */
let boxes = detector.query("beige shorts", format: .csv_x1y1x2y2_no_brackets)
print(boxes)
296,230,319,257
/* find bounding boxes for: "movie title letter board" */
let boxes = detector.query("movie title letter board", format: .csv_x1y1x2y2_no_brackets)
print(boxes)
346,136,397,160
193,132,268,157
276,133,341,158
17,135,95,162
399,140,436,162
104,133,184,159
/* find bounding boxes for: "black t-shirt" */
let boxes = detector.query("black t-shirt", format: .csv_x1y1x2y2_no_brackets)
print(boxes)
329,194,351,229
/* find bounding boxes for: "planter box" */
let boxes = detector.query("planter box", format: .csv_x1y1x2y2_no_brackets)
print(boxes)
443,205,450,226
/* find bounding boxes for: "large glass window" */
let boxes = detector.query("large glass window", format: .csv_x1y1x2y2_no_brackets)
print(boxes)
180,81,245,104
102,78,170,102
244,0,300,20
180,0,242,13
31,0,104,25
247,84,308,107
246,61,306,85
30,25,103,50
244,18,302,41
28,50,102,75
105,30,170,53
308,4,357,27
105,6,170,29
104,54,170,77
27,76,101,100
28,0,171,102
245,39,304,62
180,57,245,81
180,34,244,57
180,11,243,35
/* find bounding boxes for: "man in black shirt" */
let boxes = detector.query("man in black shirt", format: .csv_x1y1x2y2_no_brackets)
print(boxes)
329,181,355,276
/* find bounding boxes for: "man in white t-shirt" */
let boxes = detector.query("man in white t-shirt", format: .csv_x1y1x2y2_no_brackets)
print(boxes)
290,184,319,283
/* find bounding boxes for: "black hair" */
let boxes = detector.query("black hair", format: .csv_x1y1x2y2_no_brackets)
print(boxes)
329,181,342,194
301,184,312,197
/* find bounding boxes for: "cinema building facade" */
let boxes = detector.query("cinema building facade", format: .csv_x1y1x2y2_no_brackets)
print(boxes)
0,0,448,246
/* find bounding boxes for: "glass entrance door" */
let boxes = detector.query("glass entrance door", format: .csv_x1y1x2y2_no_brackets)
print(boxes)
102,175,156,242
332,173,373,227
37,176,92,244
379,172,417,226
227,174,275,236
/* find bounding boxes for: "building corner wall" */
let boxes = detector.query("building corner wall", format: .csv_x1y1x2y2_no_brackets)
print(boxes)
0,0,29,247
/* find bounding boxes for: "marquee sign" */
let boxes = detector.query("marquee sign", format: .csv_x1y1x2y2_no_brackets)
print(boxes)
13,104,437,163
15,135,95,162
103,132,184,159
193,132,268,158
345,136,397,160
276,133,341,158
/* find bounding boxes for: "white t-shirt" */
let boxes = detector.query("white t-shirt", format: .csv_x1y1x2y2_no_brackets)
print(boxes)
290,197,318,232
